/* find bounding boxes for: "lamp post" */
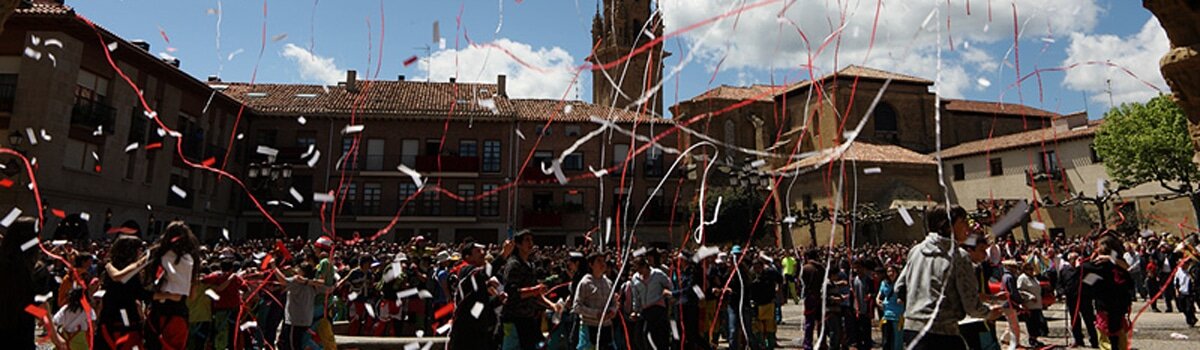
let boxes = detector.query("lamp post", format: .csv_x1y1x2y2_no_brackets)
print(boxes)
247,162,294,237
1043,182,1126,231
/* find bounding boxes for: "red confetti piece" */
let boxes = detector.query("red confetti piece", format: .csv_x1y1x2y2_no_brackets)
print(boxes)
107,226,136,235
0,178,12,188
403,55,419,66
145,142,163,150
94,164,102,173
24,304,47,319
434,302,455,320
260,254,274,271
276,240,293,261
202,157,217,167
51,208,66,219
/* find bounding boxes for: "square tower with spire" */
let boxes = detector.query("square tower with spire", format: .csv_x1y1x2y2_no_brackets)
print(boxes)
590,0,666,117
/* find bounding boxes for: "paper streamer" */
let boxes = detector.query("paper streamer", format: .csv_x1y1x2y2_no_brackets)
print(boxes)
20,237,39,251
898,206,914,226
306,150,321,167
396,164,425,188
289,187,304,204
205,289,221,301
341,124,364,135
239,321,257,331
2,207,23,227
170,185,187,199
313,192,335,203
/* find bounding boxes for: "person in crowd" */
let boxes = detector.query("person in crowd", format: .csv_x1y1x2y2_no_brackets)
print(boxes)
1081,235,1136,350
782,249,799,306
999,260,1023,346
274,261,326,350
895,205,1002,350
1018,262,1046,348
0,217,43,350
1058,251,1099,348
632,255,674,350
449,240,512,350
186,263,214,350
849,259,875,350
1175,257,1196,327
53,286,92,350
672,250,712,350
748,254,781,350
146,221,200,350
501,230,560,350
876,264,904,350
574,251,617,350
201,256,245,350
96,234,152,350
798,249,825,350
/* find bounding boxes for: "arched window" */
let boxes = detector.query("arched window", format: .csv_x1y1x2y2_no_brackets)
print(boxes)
874,102,898,133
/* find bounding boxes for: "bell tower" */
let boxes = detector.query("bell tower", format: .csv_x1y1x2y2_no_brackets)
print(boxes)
590,0,666,116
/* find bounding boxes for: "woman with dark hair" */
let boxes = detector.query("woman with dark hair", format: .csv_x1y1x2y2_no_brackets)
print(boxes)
1080,235,1135,350
146,221,199,350
96,234,152,350
0,217,42,350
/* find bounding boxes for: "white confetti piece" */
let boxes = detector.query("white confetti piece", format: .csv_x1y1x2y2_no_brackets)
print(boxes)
306,149,321,167
156,128,166,137
863,167,882,174
898,206,914,226
1170,332,1189,339
34,292,53,304
239,321,257,331
921,8,938,29
313,192,335,203
43,38,63,48
120,309,130,326
20,237,38,251
297,116,307,125
289,187,304,204
782,216,797,224
79,212,90,221
164,260,176,275
255,145,279,157
749,159,767,168
1040,37,1056,44
397,288,419,299
40,129,51,142
1097,178,1107,197
222,228,230,240
693,285,706,301
236,133,244,140
227,48,244,61
146,204,153,211
421,341,434,350
301,145,316,159
107,42,118,52
23,47,41,60
977,78,992,88
404,343,420,350
418,290,433,299
271,33,288,42
341,124,364,135
1082,273,1102,286
144,110,157,120
589,166,608,178
91,151,100,162
1,207,22,227
632,247,648,257
93,290,106,298
348,292,359,301
25,128,37,145
365,303,376,318
415,330,425,338
1030,221,1046,231
50,240,67,246
47,53,56,67
30,34,40,45
396,164,425,189
470,302,484,318
670,320,680,340
125,143,140,153
93,126,104,136
171,185,187,199
515,129,525,140
485,263,493,277
205,289,220,301
29,157,37,167
563,104,573,115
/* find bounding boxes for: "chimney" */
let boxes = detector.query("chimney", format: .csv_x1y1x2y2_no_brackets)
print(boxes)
207,75,221,83
345,70,358,92
497,74,507,97
131,39,150,51
1051,112,1088,132
449,76,456,83
397,75,405,81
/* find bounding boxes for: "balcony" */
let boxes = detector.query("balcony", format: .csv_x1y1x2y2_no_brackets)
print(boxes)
1025,168,1063,186
522,210,563,227
70,99,116,134
415,155,479,173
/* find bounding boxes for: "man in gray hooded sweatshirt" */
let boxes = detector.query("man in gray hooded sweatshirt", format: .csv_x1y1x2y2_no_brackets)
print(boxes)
895,205,1002,350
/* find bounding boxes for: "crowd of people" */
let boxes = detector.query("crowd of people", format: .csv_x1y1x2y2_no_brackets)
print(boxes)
1,205,1199,350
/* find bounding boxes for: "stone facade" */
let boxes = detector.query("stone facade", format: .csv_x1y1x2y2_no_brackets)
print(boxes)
590,0,666,116
1144,1,1200,150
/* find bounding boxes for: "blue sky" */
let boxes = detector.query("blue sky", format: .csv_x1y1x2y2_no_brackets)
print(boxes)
72,0,1165,119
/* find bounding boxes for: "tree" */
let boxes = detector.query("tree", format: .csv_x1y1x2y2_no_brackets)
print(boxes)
1094,95,1200,226
693,187,771,245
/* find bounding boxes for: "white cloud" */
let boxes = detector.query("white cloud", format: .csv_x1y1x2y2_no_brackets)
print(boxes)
280,43,345,85
659,0,1101,98
1062,18,1170,106
418,38,580,99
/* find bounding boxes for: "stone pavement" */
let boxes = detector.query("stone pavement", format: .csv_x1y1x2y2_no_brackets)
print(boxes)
773,300,1200,349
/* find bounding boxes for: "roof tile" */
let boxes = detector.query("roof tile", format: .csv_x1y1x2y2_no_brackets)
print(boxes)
940,119,1101,159
219,81,513,119
943,99,1060,118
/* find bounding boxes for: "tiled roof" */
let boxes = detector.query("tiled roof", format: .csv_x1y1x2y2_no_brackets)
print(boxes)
782,65,935,95
218,81,514,119
943,99,1060,118
511,99,670,124
940,119,1101,159
679,85,781,104
780,141,936,172
14,3,73,16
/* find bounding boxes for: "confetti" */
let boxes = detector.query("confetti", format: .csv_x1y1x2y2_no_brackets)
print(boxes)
255,145,279,157
289,187,304,203
693,285,706,301
143,110,157,120
30,34,40,45
418,290,433,299
107,42,119,51
34,292,53,304
1030,221,1046,231
670,320,680,340
515,129,525,140
348,292,359,301
921,8,937,29
80,212,90,221
297,116,307,125
201,157,217,167
205,289,220,301
171,185,188,199
120,309,130,326
145,142,163,150
365,303,376,318
422,342,434,350
313,192,335,203
782,216,797,224
25,128,37,145
403,55,419,66
271,33,288,42
20,237,39,251
749,159,767,168
1,207,22,227
0,178,9,188
470,302,484,318
397,288,419,299
415,330,425,338
863,167,882,174
93,290,106,298
563,104,573,115
239,321,257,331
977,77,992,87
51,208,65,218
306,150,321,167
341,124,365,135
1040,37,1056,44
898,206,914,226
25,304,48,319
222,228,230,241
227,48,244,61
23,47,41,60
1082,273,1102,285
91,151,100,161
47,53,56,67
39,129,51,142
156,128,166,137
396,164,425,189
43,38,62,48
404,343,420,350
236,133,244,140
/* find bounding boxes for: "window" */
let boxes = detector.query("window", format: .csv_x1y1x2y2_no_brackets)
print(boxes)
1090,143,1103,163
612,144,630,166
0,74,16,113
481,184,499,216
75,70,109,103
421,189,441,216
341,183,358,215
340,138,358,170
63,139,102,173
456,184,476,216
295,131,317,149
401,139,419,168
535,125,551,136
125,110,148,180
952,163,965,181
565,125,581,137
1037,151,1059,174
362,183,382,215
533,192,554,211
647,188,666,219
645,147,664,177
365,139,385,171
459,139,478,158
144,151,157,184
874,102,898,133
564,190,584,212
989,158,1003,176
534,151,553,169
397,183,418,215
482,140,502,172
425,139,441,156
564,152,584,171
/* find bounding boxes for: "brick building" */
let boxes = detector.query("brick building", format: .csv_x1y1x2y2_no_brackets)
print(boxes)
0,2,246,240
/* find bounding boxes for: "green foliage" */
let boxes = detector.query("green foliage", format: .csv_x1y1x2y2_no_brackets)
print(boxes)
1094,95,1198,192
693,186,770,244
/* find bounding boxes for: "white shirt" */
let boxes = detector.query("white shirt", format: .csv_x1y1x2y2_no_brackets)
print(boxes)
53,307,91,333
160,251,194,296
1175,268,1192,295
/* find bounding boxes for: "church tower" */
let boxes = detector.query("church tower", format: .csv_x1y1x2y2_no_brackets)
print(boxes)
590,0,666,117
